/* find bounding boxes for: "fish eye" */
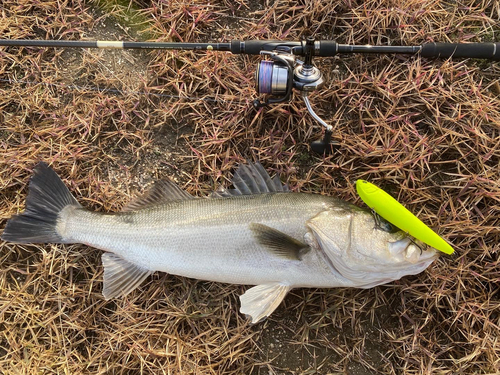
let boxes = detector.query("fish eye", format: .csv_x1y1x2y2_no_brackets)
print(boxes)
372,211,400,233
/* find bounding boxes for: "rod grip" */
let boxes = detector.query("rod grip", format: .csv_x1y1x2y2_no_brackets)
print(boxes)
318,41,338,57
231,40,293,55
421,42,500,60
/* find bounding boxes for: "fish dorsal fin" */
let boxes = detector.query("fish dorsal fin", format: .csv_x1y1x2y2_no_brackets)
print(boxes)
239,283,291,323
101,253,153,299
212,162,289,197
122,180,193,212
249,223,309,260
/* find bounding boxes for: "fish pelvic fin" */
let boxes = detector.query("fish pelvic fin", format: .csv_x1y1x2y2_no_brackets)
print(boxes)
240,283,291,324
102,253,153,299
249,223,309,260
1,162,81,244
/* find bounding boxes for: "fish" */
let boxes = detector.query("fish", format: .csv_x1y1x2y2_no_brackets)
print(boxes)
1,162,438,323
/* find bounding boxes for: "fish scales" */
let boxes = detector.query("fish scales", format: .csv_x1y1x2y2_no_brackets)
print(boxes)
60,193,345,287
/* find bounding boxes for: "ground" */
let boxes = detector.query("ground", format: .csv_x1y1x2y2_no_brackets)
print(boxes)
0,0,499,374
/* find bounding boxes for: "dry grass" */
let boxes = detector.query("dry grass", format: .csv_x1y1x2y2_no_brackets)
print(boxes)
1,0,499,373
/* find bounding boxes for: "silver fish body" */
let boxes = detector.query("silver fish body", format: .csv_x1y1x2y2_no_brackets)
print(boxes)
2,162,438,322
60,193,349,287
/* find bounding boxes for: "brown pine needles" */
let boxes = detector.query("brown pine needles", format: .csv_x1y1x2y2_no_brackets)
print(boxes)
1,0,499,374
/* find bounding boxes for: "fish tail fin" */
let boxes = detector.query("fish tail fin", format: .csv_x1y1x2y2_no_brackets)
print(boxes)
1,162,81,244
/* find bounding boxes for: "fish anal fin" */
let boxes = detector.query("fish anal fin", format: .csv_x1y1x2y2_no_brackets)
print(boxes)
102,253,153,299
240,283,291,323
122,180,193,212
250,223,309,260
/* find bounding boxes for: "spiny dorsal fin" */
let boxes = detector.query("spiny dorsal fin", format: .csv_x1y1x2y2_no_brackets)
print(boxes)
212,162,289,197
210,186,235,198
240,283,291,323
122,180,193,212
101,253,153,299
249,223,309,260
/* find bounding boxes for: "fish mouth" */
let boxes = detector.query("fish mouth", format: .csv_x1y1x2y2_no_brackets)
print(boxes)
419,249,440,265
405,249,439,272
416,243,441,263
388,236,440,265
413,256,437,271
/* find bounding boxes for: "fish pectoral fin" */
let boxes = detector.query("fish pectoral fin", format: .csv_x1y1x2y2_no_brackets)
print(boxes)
101,253,153,299
249,223,309,260
239,283,291,324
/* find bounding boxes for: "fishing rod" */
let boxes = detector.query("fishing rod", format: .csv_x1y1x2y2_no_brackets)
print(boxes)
1,37,499,153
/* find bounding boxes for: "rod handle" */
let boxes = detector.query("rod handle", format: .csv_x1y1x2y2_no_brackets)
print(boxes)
317,41,338,57
230,40,301,55
421,42,500,60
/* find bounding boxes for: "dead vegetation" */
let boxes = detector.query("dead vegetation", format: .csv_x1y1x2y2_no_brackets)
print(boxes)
0,0,499,373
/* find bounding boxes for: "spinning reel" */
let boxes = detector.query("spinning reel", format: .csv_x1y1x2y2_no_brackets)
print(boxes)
253,37,336,153
1,36,499,154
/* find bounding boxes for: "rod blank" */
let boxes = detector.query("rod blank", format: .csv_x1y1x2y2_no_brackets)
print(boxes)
0,39,232,51
0,39,499,60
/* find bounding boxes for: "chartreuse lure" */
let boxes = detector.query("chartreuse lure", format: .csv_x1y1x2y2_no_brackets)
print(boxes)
356,180,454,255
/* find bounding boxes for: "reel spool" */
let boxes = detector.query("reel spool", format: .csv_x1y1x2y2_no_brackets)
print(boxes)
255,61,288,96
252,37,339,154
254,52,295,108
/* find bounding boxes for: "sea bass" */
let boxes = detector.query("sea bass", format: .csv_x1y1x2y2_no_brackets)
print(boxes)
2,162,438,323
